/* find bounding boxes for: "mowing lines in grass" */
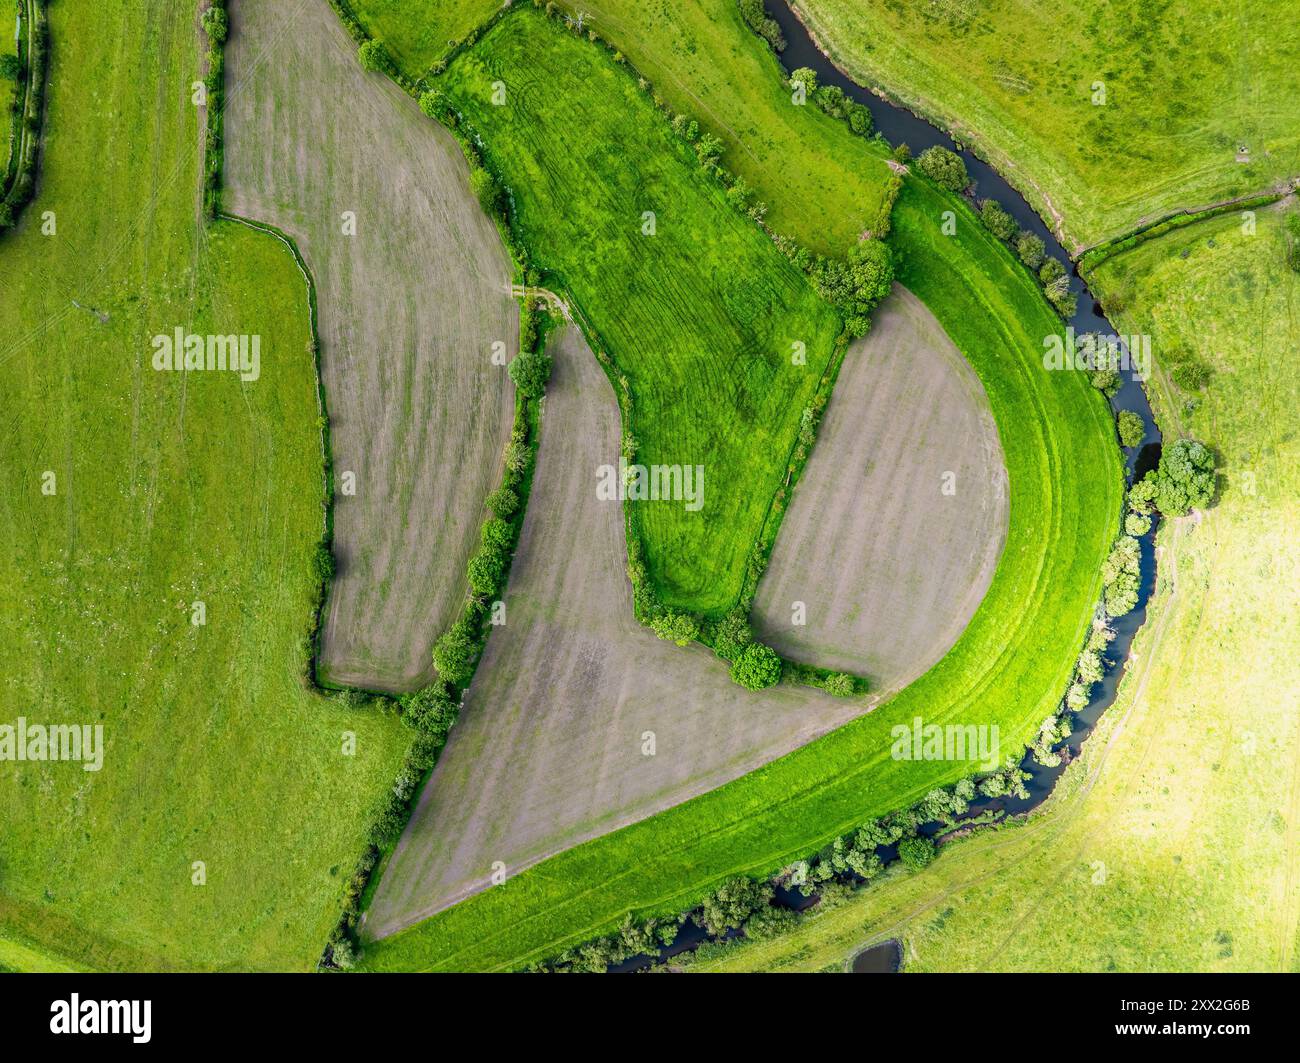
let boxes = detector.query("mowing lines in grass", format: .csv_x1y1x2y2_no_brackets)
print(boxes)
438,6,844,614
357,176,1121,973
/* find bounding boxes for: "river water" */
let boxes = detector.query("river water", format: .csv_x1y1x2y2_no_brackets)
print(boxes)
608,1,1164,973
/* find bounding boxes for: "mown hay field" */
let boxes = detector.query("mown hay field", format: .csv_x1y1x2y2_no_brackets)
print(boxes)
0,0,409,970
364,326,870,939
754,285,1008,689
358,175,1122,972
224,0,518,692
438,6,845,615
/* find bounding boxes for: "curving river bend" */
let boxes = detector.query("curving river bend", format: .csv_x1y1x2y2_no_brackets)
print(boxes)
609,0,1163,973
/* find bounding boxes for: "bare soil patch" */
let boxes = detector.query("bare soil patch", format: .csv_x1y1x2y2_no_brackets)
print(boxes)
224,0,517,691
753,286,1008,694
364,326,871,938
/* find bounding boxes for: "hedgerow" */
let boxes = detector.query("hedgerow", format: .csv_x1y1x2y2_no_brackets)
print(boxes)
535,757,1031,972
0,0,49,234
199,1,227,219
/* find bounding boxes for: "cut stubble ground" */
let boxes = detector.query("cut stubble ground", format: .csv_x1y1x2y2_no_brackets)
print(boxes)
224,0,518,692
754,285,1008,690
363,325,868,939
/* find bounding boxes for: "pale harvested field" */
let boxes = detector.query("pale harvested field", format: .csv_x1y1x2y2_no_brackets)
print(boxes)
754,287,1008,693
224,0,517,691
364,326,870,938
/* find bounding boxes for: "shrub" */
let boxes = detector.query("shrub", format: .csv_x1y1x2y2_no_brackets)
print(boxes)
507,350,552,398
1144,438,1216,515
467,548,507,597
979,199,1018,241
1039,257,1066,285
651,610,700,647
504,439,531,474
730,643,782,691
740,0,786,51
1168,351,1213,391
1101,536,1142,617
201,6,229,44
743,906,799,940
486,485,519,518
329,937,357,970
789,67,818,95
1125,511,1152,537
712,608,752,661
1287,212,1300,272
469,166,503,214
847,103,873,136
1089,366,1121,397
897,835,936,871
1044,275,1078,318
915,146,969,192
358,39,392,74
432,621,477,686
480,517,513,552
1128,478,1158,514
1015,231,1045,270
0,53,21,81
807,238,894,337
694,132,723,169
813,84,847,119
977,761,1030,800
698,877,772,936
310,542,335,583
822,672,855,697
418,89,448,120
399,684,457,741
1117,409,1145,448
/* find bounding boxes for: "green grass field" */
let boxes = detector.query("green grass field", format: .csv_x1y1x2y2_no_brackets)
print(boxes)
438,7,845,614
0,0,409,970
692,205,1300,972
352,0,896,256
350,0,499,73
357,173,1121,971
796,0,1300,249
1,2,20,178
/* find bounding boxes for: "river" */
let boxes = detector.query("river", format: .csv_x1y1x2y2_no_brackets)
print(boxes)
608,0,1163,973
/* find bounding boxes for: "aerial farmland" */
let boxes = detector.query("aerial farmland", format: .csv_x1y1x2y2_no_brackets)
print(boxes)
0,0,1294,1028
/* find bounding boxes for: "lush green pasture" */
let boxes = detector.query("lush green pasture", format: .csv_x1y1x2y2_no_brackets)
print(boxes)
358,176,1121,971
1,0,20,179
797,0,1300,249
0,0,409,969
350,0,499,73
439,7,844,614
695,206,1300,972
349,0,895,255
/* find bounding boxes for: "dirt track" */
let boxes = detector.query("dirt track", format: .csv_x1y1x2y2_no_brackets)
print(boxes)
364,326,872,938
223,0,517,690
753,286,1008,693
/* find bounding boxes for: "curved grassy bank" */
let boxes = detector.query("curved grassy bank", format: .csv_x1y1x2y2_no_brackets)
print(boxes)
357,175,1122,971
693,205,1300,973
